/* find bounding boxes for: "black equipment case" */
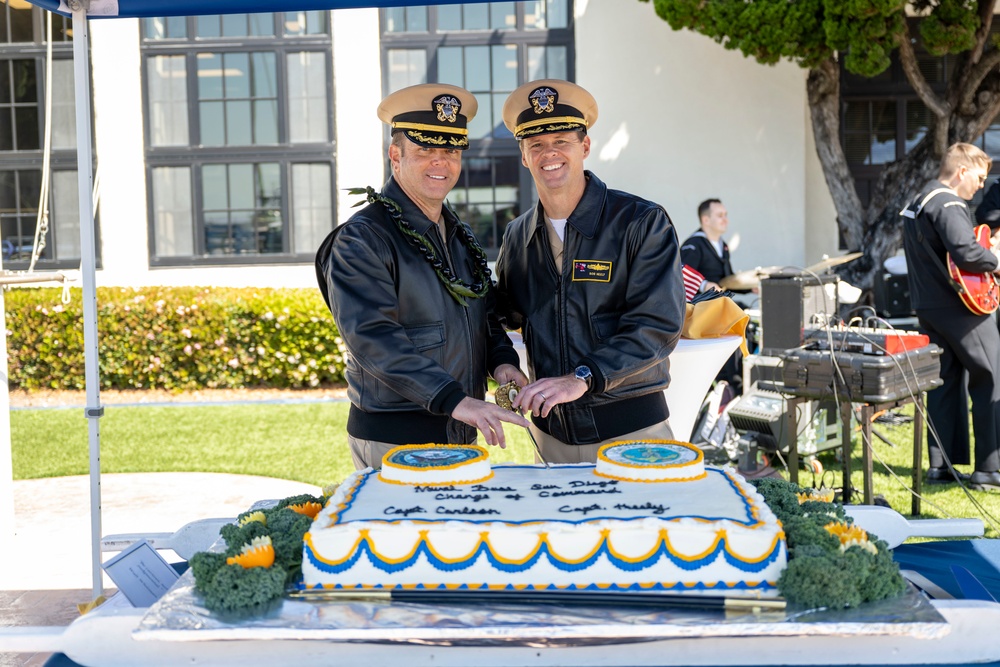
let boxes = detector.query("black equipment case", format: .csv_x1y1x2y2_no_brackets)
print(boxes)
780,345,942,403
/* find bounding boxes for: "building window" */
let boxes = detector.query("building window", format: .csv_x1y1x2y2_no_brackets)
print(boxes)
840,22,1000,209
141,11,334,266
0,4,81,269
380,2,574,257
842,100,897,167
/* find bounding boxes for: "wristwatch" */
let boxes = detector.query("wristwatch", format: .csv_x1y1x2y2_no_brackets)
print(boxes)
574,365,593,391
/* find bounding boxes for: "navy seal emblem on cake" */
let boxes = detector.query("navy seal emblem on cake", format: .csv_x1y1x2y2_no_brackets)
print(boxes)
390,446,481,469
379,443,493,485
595,440,706,482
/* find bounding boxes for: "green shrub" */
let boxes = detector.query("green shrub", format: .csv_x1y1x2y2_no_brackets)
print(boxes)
6,286,347,391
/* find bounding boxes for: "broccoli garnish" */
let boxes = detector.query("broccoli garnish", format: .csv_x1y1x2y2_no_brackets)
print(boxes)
263,508,313,576
752,478,805,517
199,562,288,615
191,491,326,615
778,552,864,609
189,551,227,594
220,519,269,555
779,514,841,555
752,477,908,609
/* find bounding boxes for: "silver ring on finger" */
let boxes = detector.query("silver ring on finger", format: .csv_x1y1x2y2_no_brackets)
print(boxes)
539,392,547,402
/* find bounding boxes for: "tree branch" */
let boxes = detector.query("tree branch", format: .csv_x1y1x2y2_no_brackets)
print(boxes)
961,48,1000,110
969,81,1000,139
955,0,997,112
969,0,996,64
898,23,949,119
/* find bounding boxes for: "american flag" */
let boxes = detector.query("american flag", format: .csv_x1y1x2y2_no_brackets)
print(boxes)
681,265,703,302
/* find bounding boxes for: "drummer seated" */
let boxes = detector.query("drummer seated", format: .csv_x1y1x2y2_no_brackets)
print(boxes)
680,198,756,298
681,199,751,397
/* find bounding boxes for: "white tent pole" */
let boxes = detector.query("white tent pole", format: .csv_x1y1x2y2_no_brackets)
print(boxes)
70,3,104,599
0,259,12,548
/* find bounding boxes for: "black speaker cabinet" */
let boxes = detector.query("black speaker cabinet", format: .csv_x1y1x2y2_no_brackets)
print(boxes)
873,271,913,318
760,274,839,356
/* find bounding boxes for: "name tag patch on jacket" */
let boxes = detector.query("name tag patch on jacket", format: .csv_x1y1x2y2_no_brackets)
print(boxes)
572,259,612,282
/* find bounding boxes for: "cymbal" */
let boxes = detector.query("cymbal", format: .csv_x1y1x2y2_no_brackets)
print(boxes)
719,265,784,291
805,252,863,274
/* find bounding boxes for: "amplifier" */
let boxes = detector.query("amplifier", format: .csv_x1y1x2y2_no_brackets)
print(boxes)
727,388,790,453
780,345,942,403
760,274,839,356
727,388,841,455
804,326,929,356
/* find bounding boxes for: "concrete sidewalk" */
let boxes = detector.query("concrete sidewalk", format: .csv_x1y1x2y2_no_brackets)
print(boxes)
1,472,320,666
5,472,321,592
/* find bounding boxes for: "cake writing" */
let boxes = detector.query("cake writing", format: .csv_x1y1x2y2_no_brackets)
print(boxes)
384,504,502,516
339,467,759,526
434,492,489,502
437,506,501,515
614,501,669,515
536,487,622,498
559,503,605,515
384,505,426,517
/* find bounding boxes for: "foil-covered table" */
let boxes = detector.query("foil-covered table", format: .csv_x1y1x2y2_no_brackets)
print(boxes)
134,569,948,645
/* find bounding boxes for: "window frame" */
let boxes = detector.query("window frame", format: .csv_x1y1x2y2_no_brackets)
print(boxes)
140,13,336,267
379,2,575,258
0,6,87,271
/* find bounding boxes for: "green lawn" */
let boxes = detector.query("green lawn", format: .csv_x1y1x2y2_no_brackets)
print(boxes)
10,401,536,488
10,400,1000,538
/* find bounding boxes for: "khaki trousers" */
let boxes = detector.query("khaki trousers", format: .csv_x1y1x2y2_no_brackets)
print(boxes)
529,420,675,464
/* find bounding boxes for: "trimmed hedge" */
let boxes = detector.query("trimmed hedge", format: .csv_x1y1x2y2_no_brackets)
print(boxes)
6,286,346,391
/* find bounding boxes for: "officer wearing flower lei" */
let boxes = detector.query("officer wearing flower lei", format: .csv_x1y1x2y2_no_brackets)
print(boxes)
495,79,686,463
316,83,529,470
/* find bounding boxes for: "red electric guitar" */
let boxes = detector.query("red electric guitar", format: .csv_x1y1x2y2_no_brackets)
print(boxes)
946,224,1000,315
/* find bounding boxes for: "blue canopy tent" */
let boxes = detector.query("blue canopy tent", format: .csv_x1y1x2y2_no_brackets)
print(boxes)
23,0,492,600
31,0,470,18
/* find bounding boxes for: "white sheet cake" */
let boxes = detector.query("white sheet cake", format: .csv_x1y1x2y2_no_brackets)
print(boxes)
302,443,787,593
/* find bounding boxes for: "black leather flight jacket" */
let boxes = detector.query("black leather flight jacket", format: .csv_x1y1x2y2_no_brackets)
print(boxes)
316,177,520,445
496,172,686,445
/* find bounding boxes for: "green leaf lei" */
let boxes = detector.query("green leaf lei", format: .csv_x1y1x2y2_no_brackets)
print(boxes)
348,186,492,306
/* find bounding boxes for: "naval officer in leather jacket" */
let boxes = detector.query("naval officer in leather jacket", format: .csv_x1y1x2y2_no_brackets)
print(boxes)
495,79,686,463
315,84,529,470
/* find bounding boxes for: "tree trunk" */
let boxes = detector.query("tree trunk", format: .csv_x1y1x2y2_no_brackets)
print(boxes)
806,60,947,292
840,141,940,290
806,59,865,251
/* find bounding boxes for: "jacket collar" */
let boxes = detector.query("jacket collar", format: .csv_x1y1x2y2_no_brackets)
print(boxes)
382,176,457,236
530,171,606,241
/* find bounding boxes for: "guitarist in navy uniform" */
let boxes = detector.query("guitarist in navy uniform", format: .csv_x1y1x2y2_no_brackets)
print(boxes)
901,142,1000,491
681,198,746,395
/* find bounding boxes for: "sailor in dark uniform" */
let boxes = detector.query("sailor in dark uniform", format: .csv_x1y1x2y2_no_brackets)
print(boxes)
681,198,745,395
902,142,1000,491
681,198,735,293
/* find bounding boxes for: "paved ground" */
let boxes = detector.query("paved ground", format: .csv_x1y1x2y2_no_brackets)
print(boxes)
0,471,320,666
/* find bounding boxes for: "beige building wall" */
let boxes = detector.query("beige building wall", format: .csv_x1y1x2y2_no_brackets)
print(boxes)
577,0,837,274
803,110,841,265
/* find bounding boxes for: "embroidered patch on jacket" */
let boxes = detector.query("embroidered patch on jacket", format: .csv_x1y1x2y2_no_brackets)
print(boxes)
572,260,612,282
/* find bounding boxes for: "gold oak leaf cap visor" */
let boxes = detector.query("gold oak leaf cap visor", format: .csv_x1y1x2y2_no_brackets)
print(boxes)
377,83,478,150
502,79,598,140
